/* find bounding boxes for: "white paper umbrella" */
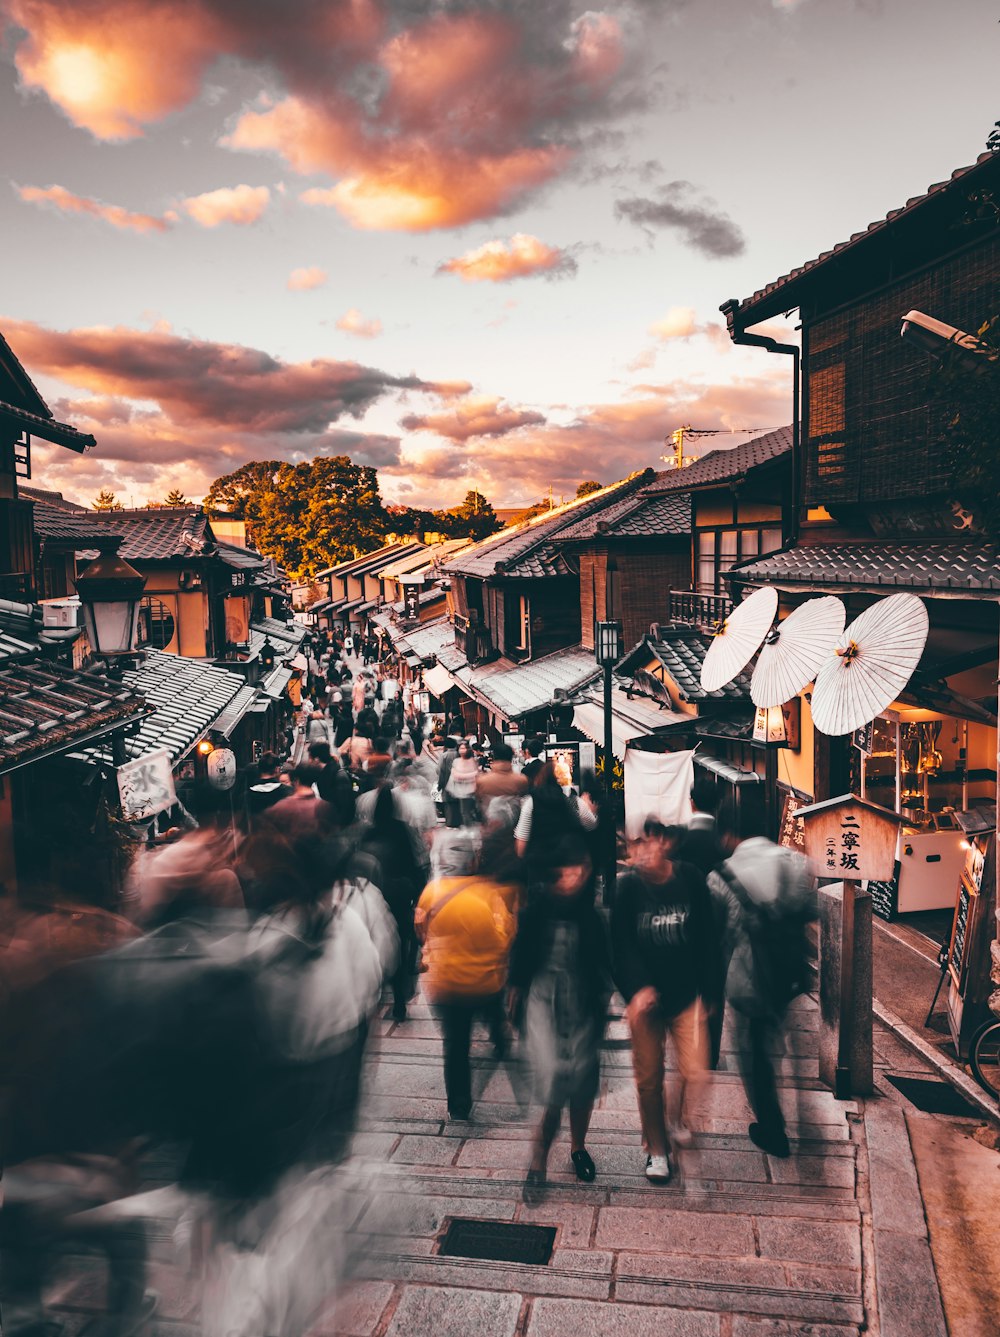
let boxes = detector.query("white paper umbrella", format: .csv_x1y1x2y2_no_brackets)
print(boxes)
700,586,778,693
751,596,846,707
811,593,929,736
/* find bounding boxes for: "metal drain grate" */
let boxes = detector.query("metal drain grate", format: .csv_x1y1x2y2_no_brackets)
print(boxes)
885,1074,981,1118
438,1218,557,1265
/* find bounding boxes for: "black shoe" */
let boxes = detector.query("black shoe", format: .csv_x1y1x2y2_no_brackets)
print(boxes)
749,1122,790,1158
448,1106,472,1121
392,1005,407,1022
571,1148,596,1182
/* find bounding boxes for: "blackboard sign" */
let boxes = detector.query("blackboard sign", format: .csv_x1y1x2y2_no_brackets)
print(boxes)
951,881,971,981
778,791,807,853
868,870,899,922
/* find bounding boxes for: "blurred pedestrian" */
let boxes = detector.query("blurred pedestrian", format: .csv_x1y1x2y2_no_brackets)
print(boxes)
508,840,611,1199
709,805,816,1158
360,786,425,1021
445,739,480,826
476,742,528,807
415,833,515,1120
611,820,721,1183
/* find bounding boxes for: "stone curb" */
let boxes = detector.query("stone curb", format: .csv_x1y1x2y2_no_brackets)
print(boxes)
872,998,1000,1122
864,1097,947,1337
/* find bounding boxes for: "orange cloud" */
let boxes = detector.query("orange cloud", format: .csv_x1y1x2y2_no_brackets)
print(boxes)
5,1,223,139
401,395,545,442
649,306,698,340
438,233,577,283
287,266,328,291
335,308,382,338
7,3,642,231
181,184,270,226
15,183,170,232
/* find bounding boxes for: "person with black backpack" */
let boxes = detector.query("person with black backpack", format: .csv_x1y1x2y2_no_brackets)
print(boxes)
709,803,817,1159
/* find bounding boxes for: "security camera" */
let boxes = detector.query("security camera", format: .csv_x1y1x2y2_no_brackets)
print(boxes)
900,310,992,362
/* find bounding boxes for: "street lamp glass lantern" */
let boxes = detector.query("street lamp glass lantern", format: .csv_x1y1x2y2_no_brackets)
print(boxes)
595,620,622,666
75,535,147,659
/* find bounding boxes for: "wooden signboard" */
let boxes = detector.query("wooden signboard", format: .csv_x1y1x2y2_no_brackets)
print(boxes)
778,790,808,853
796,794,900,883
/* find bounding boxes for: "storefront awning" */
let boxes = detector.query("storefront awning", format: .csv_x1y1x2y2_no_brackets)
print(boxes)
572,686,688,758
423,663,455,697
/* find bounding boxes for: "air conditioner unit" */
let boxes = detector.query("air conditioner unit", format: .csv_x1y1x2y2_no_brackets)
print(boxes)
41,599,80,629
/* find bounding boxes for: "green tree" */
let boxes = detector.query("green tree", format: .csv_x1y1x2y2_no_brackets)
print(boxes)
92,488,124,512
576,480,602,498
163,489,190,507
435,489,502,541
935,314,1000,537
205,455,387,577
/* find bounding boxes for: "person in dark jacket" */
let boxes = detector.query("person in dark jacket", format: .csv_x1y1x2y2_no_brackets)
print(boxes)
676,776,727,1066
308,741,356,827
360,786,425,1020
245,753,293,824
611,820,722,1184
508,840,611,1200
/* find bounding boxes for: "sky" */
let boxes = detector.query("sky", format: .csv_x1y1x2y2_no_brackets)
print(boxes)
1,0,997,512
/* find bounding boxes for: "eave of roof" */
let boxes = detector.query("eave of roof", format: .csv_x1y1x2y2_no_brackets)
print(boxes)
0,399,95,452
729,540,1000,599
734,152,1000,323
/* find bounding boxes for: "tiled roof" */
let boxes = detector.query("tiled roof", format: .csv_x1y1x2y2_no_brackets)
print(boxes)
115,650,249,762
217,541,266,572
20,486,87,511
558,491,693,540
31,500,111,545
735,152,999,322
0,625,40,663
78,509,213,563
455,646,600,722
397,616,455,662
251,617,306,649
443,475,651,578
212,684,260,739
620,627,751,703
0,398,96,452
0,661,145,775
729,542,1000,598
0,329,50,417
645,426,793,495
314,542,425,581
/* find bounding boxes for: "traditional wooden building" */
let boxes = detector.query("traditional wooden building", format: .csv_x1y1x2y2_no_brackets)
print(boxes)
721,150,1000,1050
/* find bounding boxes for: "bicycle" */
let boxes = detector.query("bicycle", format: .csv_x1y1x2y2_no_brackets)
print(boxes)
969,1016,1000,1102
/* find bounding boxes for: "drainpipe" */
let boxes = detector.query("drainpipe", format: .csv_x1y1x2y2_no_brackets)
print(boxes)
719,298,800,546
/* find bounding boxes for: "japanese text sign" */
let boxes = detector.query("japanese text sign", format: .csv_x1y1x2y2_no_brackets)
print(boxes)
796,794,899,882
118,747,177,822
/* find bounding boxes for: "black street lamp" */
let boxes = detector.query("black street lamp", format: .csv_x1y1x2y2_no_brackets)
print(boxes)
594,619,622,906
75,535,147,662
259,637,277,672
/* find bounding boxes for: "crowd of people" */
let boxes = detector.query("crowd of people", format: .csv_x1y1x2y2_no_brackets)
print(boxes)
0,628,818,1337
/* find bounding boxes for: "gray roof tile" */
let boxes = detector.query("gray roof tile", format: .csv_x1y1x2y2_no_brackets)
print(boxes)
645,426,792,495
730,541,1000,596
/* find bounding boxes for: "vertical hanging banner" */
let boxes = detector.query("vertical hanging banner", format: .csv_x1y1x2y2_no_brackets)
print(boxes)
118,748,177,821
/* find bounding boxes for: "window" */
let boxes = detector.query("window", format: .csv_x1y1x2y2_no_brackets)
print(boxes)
516,595,530,651
139,596,176,650
695,526,786,595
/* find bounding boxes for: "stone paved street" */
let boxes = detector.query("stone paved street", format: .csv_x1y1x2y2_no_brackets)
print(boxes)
315,988,890,1337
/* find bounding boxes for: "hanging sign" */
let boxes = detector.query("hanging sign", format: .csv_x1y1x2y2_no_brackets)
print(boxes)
207,747,237,791
118,748,177,821
853,721,875,755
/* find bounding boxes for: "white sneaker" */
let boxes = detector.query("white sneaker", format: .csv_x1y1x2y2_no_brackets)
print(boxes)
670,1124,694,1149
645,1153,673,1183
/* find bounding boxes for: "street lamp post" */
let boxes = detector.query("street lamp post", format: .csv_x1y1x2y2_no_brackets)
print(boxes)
594,620,622,904
75,535,147,664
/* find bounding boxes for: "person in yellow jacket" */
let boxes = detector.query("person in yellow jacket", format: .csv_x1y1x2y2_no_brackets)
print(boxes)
415,830,516,1120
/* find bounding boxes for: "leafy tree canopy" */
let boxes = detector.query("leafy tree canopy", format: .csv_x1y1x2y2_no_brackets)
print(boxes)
576,480,602,498
205,455,387,577
163,489,190,507
92,488,123,512
437,490,502,541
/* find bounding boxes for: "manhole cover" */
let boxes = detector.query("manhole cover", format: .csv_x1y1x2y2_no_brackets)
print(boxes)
439,1218,556,1265
886,1074,981,1118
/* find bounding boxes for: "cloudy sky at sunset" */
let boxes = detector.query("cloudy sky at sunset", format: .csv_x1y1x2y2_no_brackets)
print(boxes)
2,0,997,510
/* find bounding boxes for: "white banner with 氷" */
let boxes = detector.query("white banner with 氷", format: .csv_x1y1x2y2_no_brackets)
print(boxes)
117,748,177,822
623,748,695,839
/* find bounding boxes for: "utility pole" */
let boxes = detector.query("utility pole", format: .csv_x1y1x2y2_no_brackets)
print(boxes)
663,424,771,470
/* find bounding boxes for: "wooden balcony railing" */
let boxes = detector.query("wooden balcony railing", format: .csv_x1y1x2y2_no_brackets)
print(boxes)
666,589,733,631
